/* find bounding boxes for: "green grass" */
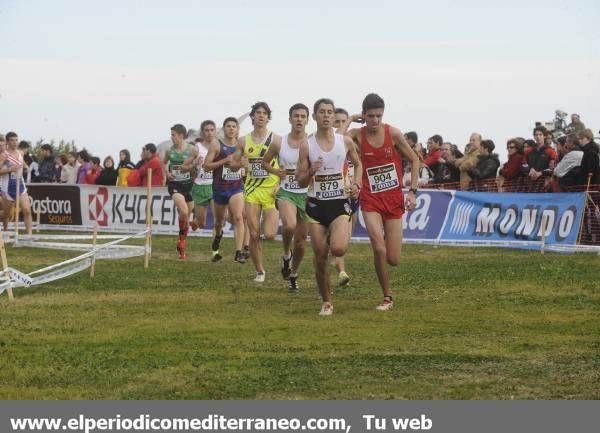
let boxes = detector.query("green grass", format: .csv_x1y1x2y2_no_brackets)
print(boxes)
0,233,599,399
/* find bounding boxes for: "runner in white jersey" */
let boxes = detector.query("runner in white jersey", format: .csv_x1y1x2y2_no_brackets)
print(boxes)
295,98,362,316
262,103,310,293
190,121,216,232
0,132,33,235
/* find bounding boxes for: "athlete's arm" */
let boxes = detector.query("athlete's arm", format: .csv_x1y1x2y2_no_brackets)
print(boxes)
181,146,198,172
226,138,245,170
295,139,314,188
337,114,363,135
345,135,362,199
163,150,173,181
391,126,419,208
261,137,286,177
202,142,226,171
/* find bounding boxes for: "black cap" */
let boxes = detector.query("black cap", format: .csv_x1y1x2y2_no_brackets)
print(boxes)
41,143,53,152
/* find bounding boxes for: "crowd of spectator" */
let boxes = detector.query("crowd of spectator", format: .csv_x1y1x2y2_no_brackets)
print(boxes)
6,112,600,194
14,141,164,188
402,113,599,193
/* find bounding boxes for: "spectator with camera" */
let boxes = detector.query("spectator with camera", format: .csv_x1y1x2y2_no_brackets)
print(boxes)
433,142,461,185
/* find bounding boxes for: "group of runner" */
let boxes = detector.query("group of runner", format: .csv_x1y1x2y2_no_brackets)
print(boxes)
164,94,419,315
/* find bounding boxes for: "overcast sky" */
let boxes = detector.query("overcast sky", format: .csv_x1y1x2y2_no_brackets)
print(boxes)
1,0,598,162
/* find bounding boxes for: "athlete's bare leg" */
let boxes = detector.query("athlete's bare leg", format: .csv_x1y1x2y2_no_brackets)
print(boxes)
309,222,331,302
245,202,265,273
310,214,351,303
172,192,191,259
193,203,208,229
291,219,308,274
20,194,33,235
278,199,297,256
228,192,245,252
363,212,403,298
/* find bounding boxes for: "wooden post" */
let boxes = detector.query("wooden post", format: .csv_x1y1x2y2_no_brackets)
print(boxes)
14,168,21,244
144,168,152,269
36,206,41,233
90,225,97,278
540,214,549,255
0,228,14,301
576,174,593,246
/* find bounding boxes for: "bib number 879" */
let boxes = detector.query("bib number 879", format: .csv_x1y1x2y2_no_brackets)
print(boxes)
320,181,338,191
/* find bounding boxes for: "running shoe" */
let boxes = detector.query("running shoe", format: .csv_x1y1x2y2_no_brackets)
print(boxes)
375,299,394,311
319,302,333,316
242,246,250,259
287,274,300,293
281,255,292,280
254,271,266,283
211,233,223,252
190,221,199,231
176,240,186,260
234,250,246,264
211,250,222,262
337,270,351,287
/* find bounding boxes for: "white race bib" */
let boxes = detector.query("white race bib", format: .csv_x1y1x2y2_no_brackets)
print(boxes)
222,166,241,181
171,164,191,182
283,169,301,191
197,169,212,181
248,157,269,178
367,163,399,193
313,173,345,200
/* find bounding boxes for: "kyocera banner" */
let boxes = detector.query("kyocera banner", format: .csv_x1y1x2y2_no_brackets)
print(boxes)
440,191,586,246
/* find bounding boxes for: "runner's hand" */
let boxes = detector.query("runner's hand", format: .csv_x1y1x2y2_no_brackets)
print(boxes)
405,191,417,211
309,159,322,175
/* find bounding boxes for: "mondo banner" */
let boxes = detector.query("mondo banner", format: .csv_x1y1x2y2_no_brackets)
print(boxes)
27,185,587,249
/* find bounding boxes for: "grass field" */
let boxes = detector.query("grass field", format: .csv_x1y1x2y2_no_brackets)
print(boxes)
0,233,599,399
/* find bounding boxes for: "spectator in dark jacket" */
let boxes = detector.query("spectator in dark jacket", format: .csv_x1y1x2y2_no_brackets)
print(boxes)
36,143,59,183
470,139,500,180
525,126,557,180
577,129,600,185
433,143,462,185
95,156,118,186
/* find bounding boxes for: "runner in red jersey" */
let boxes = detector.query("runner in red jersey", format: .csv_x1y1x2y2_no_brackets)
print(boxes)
342,94,419,311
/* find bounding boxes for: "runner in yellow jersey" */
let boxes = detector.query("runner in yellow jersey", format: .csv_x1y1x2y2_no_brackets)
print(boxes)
233,102,281,282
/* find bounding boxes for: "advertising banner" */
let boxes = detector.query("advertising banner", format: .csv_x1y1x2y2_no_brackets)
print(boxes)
27,185,586,249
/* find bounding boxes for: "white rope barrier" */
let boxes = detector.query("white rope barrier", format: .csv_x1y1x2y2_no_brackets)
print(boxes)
0,228,150,297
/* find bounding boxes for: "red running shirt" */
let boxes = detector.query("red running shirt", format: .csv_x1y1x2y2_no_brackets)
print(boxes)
359,124,406,218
